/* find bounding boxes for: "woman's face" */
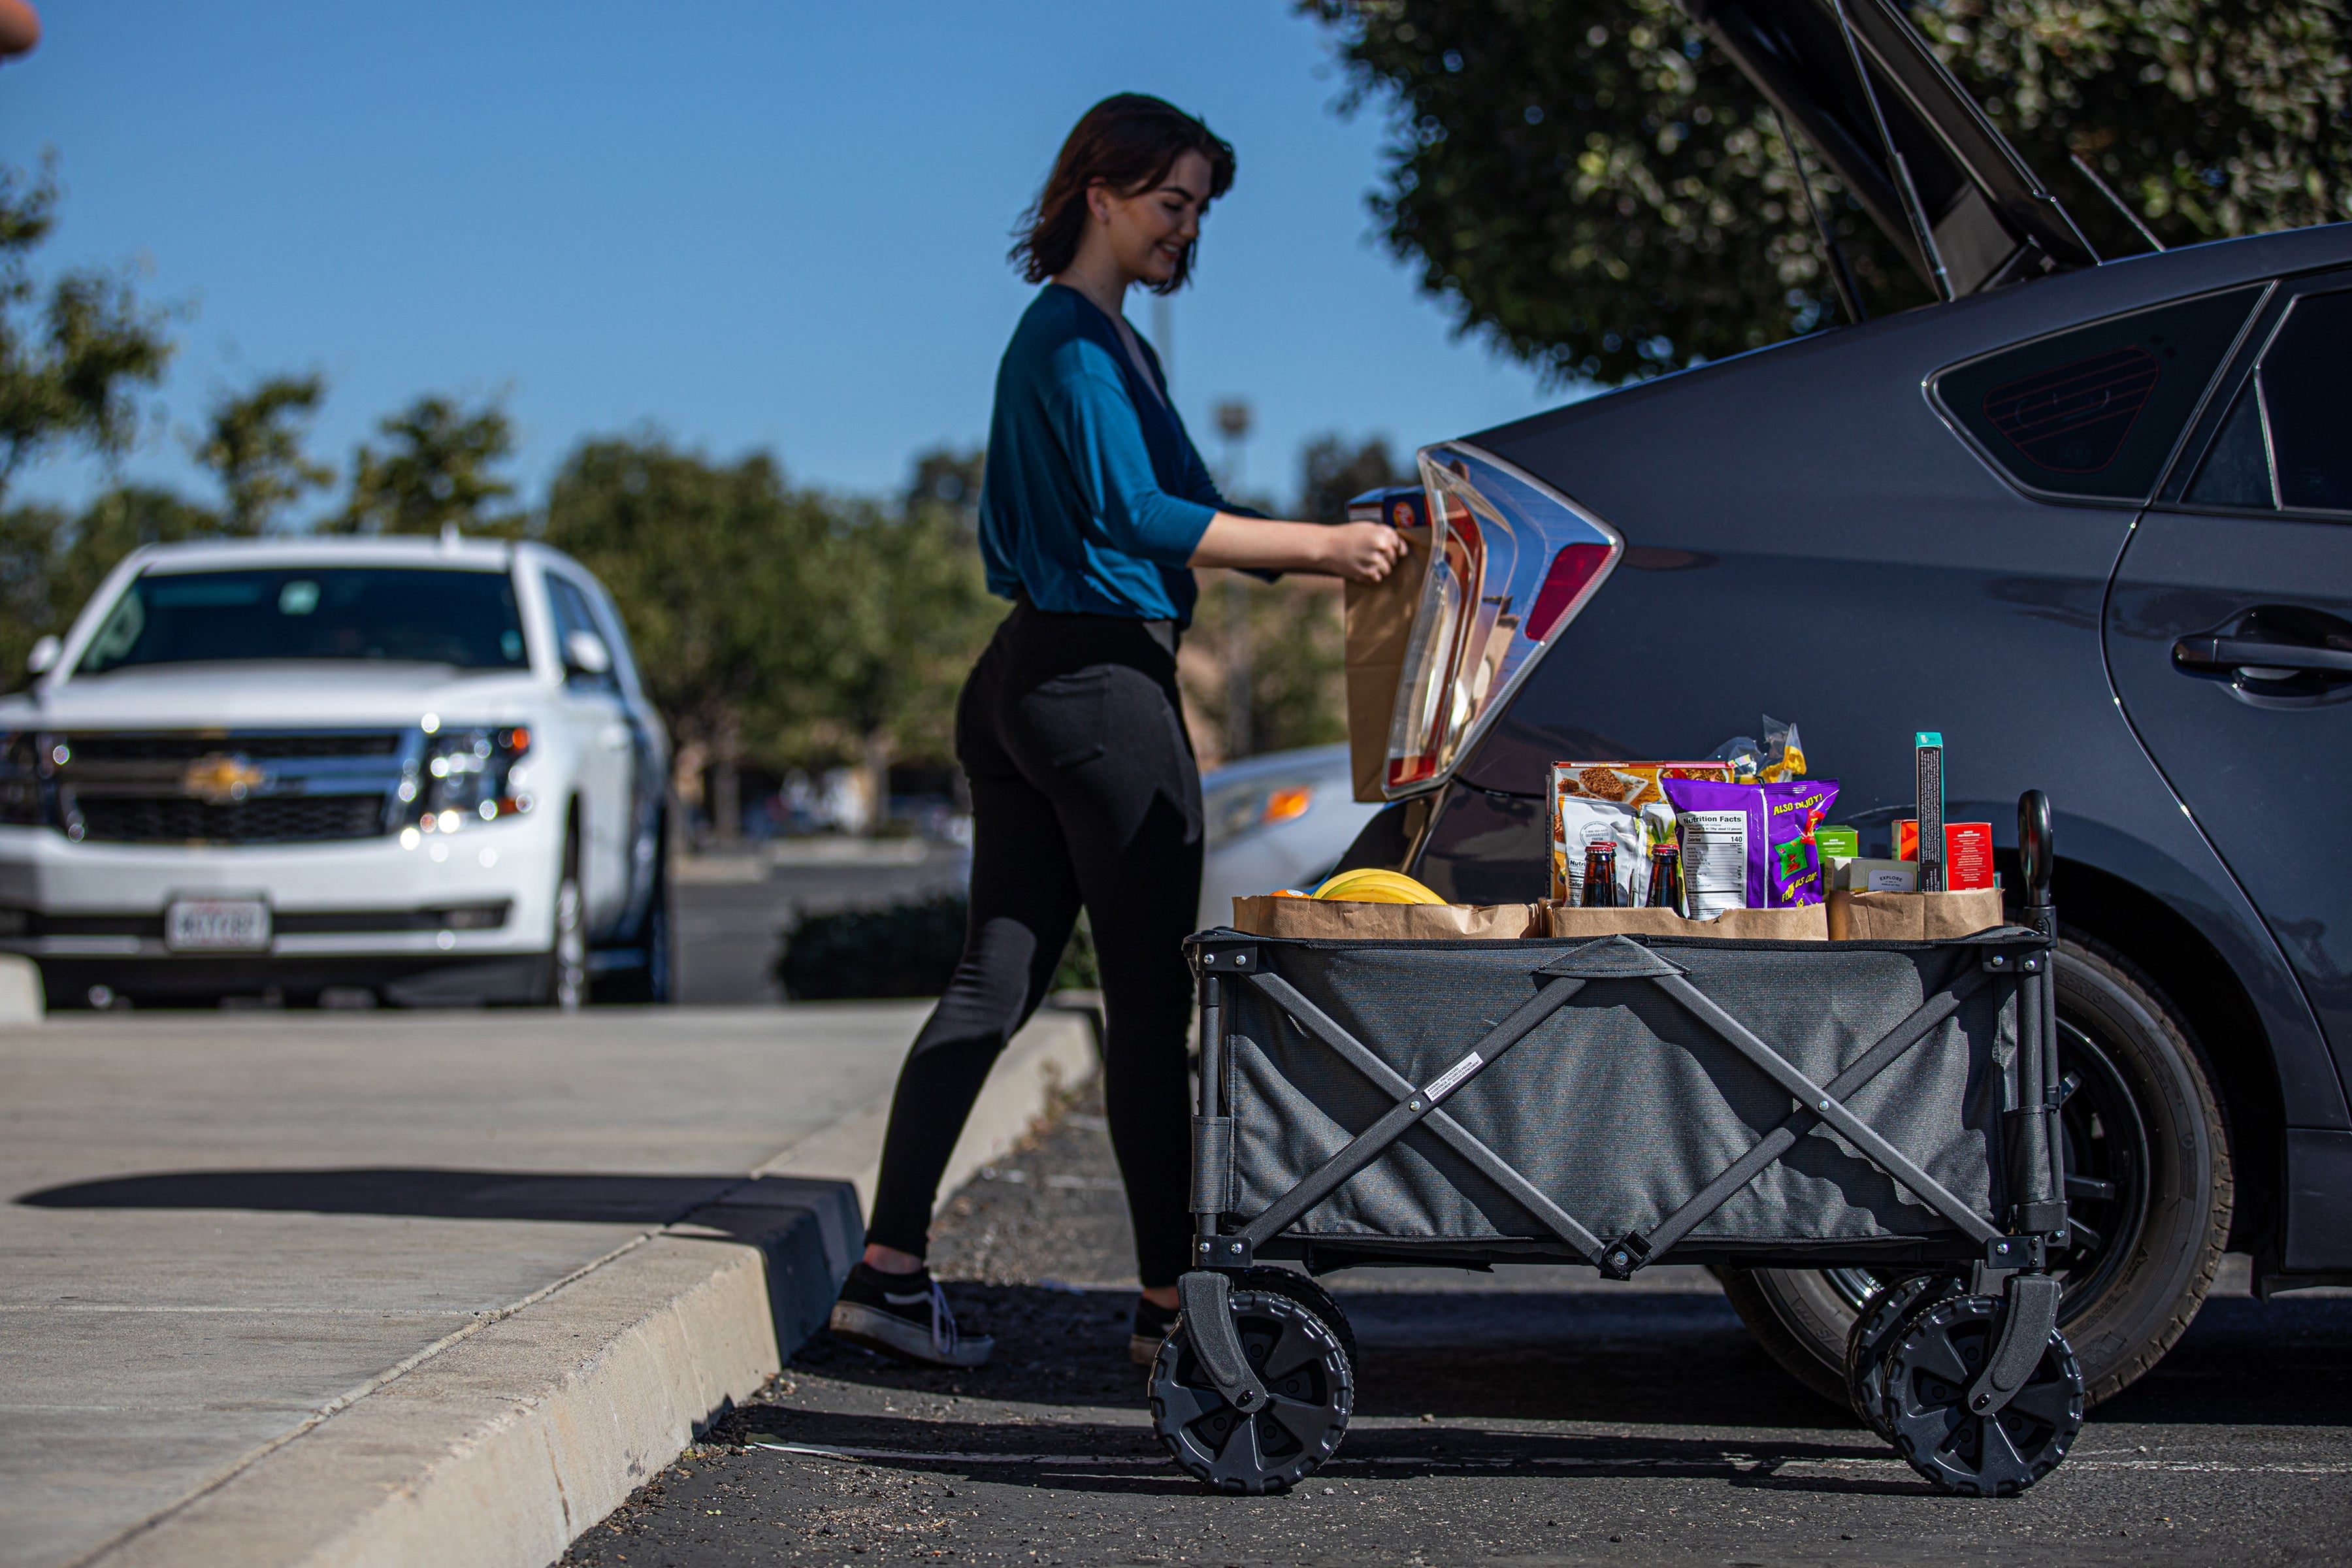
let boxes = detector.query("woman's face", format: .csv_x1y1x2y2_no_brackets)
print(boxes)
1089,149,1213,289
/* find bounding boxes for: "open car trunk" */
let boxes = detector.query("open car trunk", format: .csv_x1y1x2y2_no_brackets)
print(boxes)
1678,0,2099,298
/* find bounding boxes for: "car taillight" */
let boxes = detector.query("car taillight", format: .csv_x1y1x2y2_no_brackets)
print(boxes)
1382,443,1622,796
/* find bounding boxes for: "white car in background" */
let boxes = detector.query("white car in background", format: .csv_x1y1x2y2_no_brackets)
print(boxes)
1196,743,1382,932
0,533,670,1009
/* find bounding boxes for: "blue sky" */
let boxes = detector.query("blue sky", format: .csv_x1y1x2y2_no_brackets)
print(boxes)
3,1,1573,519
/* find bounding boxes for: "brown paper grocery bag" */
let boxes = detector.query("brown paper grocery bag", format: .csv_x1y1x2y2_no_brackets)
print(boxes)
1545,903,1829,941
1827,888,2006,941
1233,894,1540,941
1343,523,1433,802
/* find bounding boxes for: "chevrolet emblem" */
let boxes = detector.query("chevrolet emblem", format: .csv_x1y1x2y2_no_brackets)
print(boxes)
182,753,269,805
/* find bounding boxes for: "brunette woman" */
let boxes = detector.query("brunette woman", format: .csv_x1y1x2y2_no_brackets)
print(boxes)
830,93,1407,1367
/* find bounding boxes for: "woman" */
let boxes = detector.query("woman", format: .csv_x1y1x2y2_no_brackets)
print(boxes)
829,93,1407,1368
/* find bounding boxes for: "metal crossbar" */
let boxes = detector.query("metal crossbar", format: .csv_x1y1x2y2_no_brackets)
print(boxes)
1232,972,1591,1250
1216,939,2012,1270
1625,968,1995,1261
1245,972,1609,1262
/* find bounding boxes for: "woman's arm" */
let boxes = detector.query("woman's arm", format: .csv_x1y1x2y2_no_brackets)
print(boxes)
1190,512,1409,584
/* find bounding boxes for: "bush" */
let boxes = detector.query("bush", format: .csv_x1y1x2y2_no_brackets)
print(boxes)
775,896,1100,1001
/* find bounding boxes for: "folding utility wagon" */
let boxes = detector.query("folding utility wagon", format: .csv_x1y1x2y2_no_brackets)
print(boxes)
1148,796,2083,1497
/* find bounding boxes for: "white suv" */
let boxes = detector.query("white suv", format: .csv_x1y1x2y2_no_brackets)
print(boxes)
0,533,670,1008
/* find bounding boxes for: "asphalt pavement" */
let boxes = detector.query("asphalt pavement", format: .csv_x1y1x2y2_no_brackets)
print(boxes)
566,1086,2352,1567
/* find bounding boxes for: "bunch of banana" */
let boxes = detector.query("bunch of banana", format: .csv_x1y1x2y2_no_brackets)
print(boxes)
1311,868,1446,905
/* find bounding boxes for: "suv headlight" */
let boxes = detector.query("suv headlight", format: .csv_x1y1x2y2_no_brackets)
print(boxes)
0,732,45,826
406,726,532,834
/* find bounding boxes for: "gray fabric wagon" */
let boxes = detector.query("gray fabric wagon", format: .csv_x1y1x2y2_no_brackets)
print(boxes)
1146,800,2085,1499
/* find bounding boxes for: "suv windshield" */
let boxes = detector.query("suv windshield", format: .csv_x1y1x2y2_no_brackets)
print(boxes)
75,567,531,675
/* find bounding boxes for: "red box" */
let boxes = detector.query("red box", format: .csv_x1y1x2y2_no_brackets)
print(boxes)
1897,820,1996,890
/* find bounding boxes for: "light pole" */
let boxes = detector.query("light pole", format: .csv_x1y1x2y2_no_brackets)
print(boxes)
1212,399,1253,761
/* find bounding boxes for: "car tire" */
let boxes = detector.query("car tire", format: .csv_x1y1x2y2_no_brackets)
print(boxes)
1718,932,2232,1410
532,828,587,1012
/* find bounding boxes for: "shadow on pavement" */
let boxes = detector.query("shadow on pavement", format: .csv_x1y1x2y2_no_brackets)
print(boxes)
16,1167,758,1223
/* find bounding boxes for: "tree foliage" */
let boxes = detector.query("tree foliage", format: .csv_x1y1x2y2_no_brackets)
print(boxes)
195,372,332,534
1300,0,2352,384
0,154,175,500
331,393,520,535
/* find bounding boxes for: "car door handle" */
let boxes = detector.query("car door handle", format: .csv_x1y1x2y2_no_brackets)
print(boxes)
2172,635,2352,676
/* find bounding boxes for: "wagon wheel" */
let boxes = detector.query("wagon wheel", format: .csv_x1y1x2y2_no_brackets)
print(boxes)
1878,1294,2085,1496
1843,1273,1965,1440
1150,1289,1352,1495
1230,1266,1359,1371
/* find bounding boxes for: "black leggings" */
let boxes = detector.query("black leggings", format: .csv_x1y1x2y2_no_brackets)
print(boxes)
865,602,1202,1288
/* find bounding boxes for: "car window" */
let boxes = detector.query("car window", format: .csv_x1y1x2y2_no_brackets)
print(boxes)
543,572,619,693
2187,288,2352,515
1933,286,2263,504
75,567,529,675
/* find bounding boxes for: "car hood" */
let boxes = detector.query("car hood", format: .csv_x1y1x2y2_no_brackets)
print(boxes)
1677,0,2097,297
0,662,551,730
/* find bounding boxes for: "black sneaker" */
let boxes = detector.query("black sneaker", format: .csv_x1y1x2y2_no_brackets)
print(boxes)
1129,1294,1180,1366
828,1262,994,1367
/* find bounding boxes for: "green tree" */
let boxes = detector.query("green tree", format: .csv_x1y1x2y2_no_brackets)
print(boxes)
1296,432,1411,523
1299,0,2351,384
812,450,1001,828
332,393,519,535
542,436,838,841
0,155,176,501
195,372,331,534
0,154,184,688
0,485,218,682
1179,436,1403,762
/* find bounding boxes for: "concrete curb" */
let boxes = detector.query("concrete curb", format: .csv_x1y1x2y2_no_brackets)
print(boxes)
80,1009,1097,1568
0,954,42,1024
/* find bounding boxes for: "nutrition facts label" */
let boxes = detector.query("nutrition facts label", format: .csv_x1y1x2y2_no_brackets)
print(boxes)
1680,809,1750,920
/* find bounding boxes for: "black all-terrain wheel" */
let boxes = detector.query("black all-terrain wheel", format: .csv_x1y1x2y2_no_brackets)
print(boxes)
1230,1266,1358,1371
1878,1294,2085,1496
1151,1289,1352,1495
1720,932,2230,1409
1844,1273,1965,1440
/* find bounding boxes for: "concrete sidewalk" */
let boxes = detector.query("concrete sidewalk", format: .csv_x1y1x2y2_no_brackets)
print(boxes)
0,1002,1095,1568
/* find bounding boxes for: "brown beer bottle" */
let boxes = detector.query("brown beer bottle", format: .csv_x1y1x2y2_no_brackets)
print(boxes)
1581,841,1620,907
1646,842,1684,912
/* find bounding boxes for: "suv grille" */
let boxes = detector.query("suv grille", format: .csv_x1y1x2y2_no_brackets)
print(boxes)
64,732,404,764
75,795,388,844
54,730,411,845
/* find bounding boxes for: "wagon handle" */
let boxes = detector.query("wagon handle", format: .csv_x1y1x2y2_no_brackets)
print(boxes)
2017,789,2054,911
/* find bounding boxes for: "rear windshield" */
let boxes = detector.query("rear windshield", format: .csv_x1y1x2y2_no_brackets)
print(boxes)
75,567,531,675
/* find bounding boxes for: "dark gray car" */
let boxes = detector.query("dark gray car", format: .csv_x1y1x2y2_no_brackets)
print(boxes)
1336,0,2352,1409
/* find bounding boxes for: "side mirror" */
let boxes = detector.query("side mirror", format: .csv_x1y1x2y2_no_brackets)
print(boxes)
25,635,59,676
563,629,613,679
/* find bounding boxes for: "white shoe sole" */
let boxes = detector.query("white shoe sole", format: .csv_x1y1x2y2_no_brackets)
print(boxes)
829,1300,994,1367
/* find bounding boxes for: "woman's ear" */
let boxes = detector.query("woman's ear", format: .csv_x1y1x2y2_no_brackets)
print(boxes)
1085,180,1111,225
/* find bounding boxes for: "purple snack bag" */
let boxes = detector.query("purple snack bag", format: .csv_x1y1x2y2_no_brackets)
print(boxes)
1761,779,1840,907
1661,777,1765,917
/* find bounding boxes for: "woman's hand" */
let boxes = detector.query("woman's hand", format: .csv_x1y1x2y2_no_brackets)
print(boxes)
1314,521,1411,584
1189,514,1412,582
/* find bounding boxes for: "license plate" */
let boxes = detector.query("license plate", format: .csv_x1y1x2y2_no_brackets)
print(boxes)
165,898,272,952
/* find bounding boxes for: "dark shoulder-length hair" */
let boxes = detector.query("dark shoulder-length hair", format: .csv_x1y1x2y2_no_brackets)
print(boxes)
1011,93,1235,295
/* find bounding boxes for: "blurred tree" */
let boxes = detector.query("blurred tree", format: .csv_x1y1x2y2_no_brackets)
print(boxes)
0,154,175,504
0,485,218,684
1179,435,1400,762
331,393,519,535
1296,433,1410,523
543,436,834,842
811,446,1001,830
195,372,331,534
1298,0,2351,384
